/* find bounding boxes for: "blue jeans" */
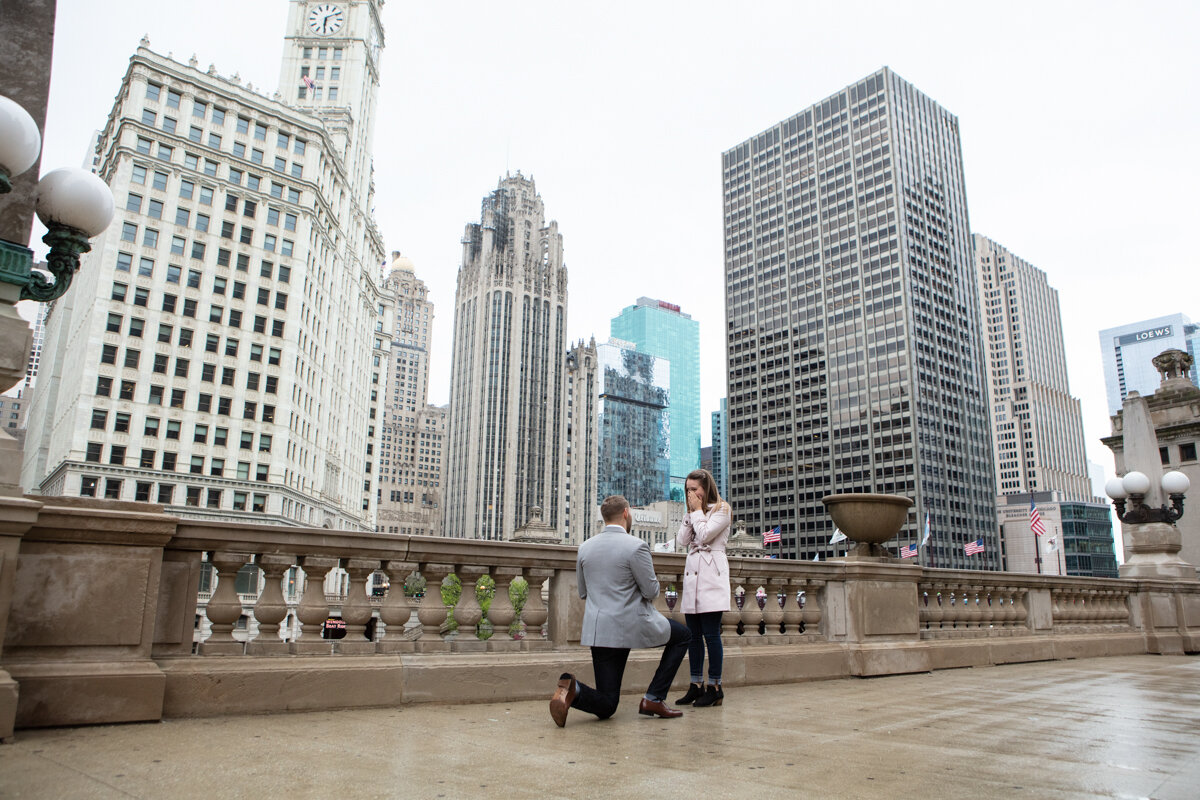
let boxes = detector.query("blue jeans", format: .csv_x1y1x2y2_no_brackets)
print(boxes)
685,611,723,684
571,620,691,717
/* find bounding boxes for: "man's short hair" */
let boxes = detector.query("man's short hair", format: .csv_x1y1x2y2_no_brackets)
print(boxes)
600,495,630,523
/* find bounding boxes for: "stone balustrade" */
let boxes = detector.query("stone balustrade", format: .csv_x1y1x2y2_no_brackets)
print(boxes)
1,495,1198,739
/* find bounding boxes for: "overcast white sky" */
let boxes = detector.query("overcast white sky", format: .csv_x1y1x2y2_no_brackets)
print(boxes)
36,0,1200,482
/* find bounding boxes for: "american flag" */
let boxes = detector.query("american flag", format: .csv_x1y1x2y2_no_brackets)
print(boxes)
964,538,985,556
762,526,781,544
301,75,317,90
899,543,919,559
1029,499,1046,536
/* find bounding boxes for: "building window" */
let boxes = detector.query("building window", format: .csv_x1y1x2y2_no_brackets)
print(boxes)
157,484,175,504
80,476,99,497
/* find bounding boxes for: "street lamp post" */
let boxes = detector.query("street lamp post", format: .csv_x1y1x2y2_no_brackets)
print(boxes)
0,93,115,493
1106,470,1192,580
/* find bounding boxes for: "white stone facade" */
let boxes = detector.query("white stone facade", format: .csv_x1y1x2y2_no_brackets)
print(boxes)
974,234,1093,502
376,255,445,537
21,1,387,529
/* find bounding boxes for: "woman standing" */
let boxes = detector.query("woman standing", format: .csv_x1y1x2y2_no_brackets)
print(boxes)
673,469,731,708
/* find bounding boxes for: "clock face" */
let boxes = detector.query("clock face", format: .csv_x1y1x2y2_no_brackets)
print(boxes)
307,3,345,36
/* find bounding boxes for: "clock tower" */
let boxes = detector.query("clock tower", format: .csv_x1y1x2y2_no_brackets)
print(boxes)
279,0,384,207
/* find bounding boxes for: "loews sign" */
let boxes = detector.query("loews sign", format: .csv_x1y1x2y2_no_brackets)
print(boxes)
1118,325,1173,346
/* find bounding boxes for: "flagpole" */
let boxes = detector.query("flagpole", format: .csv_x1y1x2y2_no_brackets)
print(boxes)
1033,517,1042,575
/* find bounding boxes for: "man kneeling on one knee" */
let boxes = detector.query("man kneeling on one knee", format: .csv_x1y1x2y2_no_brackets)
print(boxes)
549,494,691,726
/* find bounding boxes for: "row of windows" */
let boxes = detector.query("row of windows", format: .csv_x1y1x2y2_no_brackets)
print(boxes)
125,193,297,255
80,474,268,512
85,437,272,471
110,282,287,338
145,83,308,153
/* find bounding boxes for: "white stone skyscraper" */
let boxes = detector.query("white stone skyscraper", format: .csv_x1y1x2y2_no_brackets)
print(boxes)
376,252,446,536
974,234,1092,500
443,173,569,540
565,338,598,544
722,68,998,568
21,0,388,529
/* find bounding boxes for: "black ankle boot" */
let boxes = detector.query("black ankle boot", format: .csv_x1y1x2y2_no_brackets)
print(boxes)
693,684,724,707
674,683,704,706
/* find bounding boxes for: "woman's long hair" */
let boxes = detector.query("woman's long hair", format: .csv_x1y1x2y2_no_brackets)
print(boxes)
685,468,725,514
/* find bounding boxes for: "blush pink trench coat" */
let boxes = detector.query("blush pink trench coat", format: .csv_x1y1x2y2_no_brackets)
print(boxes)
675,502,733,614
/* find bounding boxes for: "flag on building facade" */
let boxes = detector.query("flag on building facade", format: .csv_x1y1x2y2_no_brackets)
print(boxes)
762,526,781,544
964,538,985,556
830,528,847,544
1029,499,1046,536
899,543,919,559
302,75,316,90
812,553,820,561
1045,536,1058,553
921,512,931,546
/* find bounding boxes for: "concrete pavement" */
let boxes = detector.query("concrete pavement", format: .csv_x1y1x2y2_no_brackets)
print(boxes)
1,654,1197,799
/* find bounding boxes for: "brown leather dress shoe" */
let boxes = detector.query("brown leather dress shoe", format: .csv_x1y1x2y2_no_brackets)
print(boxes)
550,673,577,727
637,698,683,718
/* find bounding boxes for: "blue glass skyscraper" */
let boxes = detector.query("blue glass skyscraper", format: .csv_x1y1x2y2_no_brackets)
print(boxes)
596,340,671,506
611,297,700,501
712,398,729,501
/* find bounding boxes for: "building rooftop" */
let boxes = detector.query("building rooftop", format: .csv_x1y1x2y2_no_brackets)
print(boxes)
2,654,1195,799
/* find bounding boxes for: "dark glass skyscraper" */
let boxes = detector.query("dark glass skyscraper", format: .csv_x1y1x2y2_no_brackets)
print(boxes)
596,339,670,507
721,68,998,568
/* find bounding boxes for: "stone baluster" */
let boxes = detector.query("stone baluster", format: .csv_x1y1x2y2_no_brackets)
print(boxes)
782,578,805,640
1103,590,1120,625
247,553,293,655
290,555,337,655
763,577,786,641
452,565,487,652
974,587,989,631
520,569,552,651
1050,589,1064,626
993,587,1009,630
724,584,743,639
665,574,684,624
966,585,984,630
743,579,766,643
1115,591,1132,626
378,560,416,653
200,551,252,655
337,558,380,655
1068,590,1083,625
1089,589,1105,624
415,563,453,653
948,585,967,632
918,582,933,631
487,567,521,651
653,571,674,620
926,586,946,633
802,579,824,638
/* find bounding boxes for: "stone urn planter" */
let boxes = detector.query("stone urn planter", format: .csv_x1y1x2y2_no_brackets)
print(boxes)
822,493,914,560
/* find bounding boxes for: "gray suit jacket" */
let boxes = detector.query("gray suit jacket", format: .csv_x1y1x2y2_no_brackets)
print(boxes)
577,524,671,649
